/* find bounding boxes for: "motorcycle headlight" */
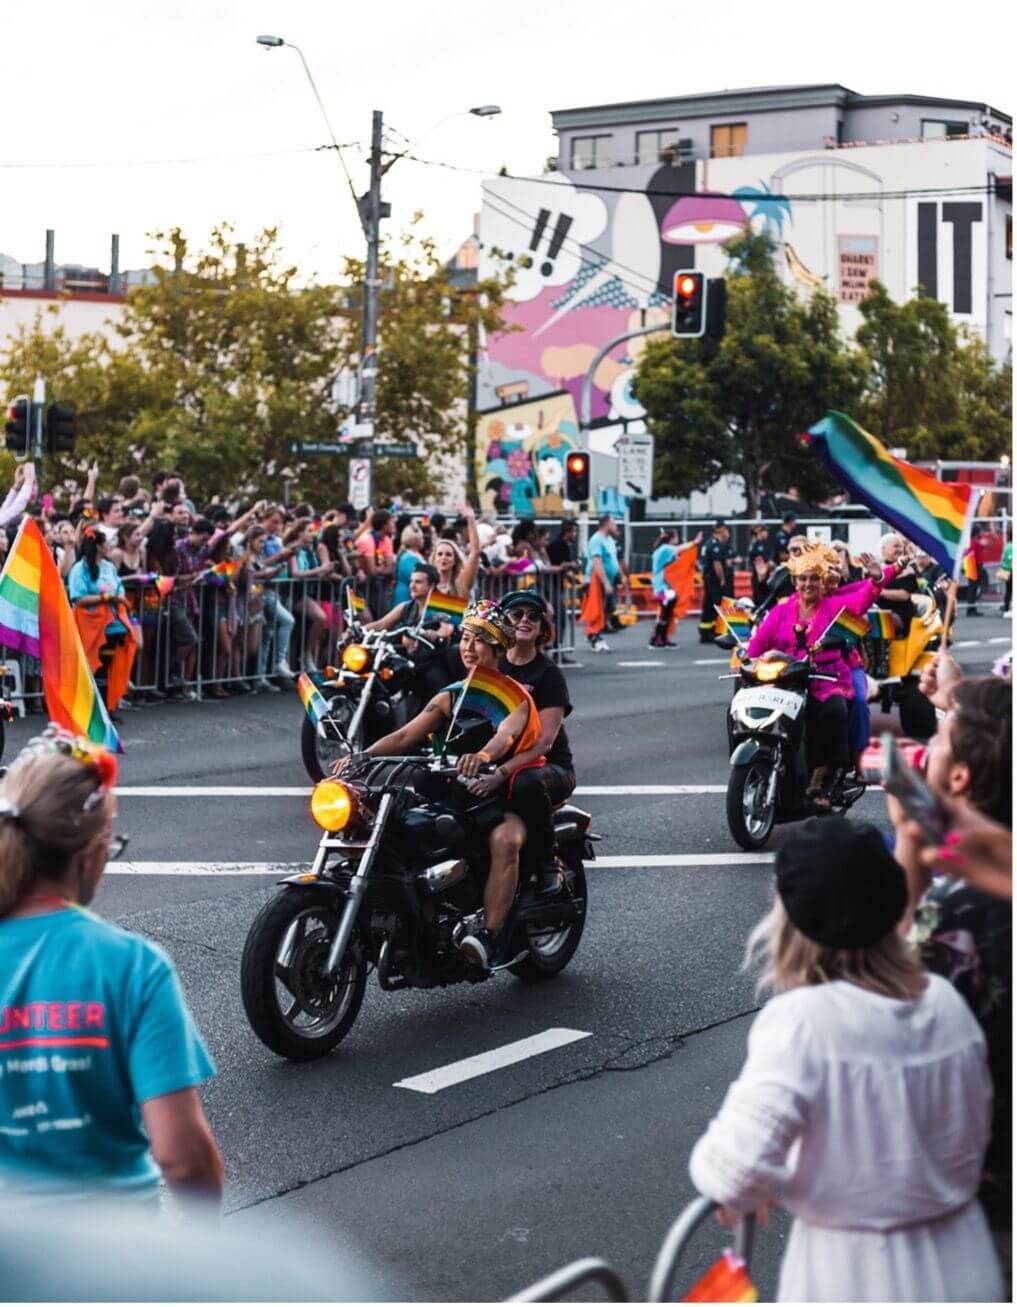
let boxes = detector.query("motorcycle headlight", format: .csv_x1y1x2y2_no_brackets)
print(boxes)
310,780,358,832
754,658,788,683
342,643,371,673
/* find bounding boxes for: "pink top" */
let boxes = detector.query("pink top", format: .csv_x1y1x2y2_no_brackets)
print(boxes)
747,569,892,701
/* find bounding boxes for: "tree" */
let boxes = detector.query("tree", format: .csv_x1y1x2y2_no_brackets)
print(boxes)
0,221,509,506
633,232,868,514
856,282,1011,462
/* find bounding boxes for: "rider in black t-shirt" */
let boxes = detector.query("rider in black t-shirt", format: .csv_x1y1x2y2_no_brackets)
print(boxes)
498,590,577,890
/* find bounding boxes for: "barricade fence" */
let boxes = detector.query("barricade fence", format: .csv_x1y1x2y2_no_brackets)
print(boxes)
0,570,578,717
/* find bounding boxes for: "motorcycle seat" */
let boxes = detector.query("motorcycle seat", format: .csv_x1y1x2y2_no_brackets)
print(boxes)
554,802,591,827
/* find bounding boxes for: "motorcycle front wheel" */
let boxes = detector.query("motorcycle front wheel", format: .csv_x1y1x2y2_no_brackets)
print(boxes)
300,695,361,782
727,760,776,851
240,888,366,1061
509,864,588,983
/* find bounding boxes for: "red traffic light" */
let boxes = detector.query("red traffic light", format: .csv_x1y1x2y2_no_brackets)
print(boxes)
564,449,591,502
676,274,699,299
566,453,586,473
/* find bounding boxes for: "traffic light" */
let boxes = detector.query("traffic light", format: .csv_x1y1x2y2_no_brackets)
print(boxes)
4,395,31,456
672,270,705,338
46,402,77,455
706,276,727,341
565,450,591,503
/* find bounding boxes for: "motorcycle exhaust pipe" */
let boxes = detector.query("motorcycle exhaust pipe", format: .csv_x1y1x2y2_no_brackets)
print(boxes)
377,937,409,992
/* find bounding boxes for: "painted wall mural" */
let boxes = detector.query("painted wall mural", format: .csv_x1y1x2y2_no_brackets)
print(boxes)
474,391,581,516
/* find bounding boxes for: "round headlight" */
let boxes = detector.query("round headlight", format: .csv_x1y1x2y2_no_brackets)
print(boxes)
342,643,371,673
754,658,788,683
310,780,358,832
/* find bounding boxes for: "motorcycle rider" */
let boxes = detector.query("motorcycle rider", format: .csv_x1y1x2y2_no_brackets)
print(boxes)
361,562,460,699
364,563,455,644
335,600,550,971
746,544,896,807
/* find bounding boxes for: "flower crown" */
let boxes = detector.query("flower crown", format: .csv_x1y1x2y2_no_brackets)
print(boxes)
20,726,118,807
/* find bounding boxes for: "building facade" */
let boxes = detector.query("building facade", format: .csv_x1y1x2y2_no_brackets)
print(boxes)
475,84,1012,516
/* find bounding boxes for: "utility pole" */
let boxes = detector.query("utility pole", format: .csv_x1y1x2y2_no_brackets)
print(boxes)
32,376,45,489
354,109,385,508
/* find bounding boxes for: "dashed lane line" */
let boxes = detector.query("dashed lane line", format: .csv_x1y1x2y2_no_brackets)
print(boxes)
393,1028,593,1094
112,784,730,798
617,660,666,667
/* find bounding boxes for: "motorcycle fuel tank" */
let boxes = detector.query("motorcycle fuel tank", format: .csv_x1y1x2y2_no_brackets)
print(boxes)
399,805,465,856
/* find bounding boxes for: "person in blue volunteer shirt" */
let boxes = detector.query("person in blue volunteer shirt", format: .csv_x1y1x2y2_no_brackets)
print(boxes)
583,514,627,652
649,528,702,648
0,728,223,1207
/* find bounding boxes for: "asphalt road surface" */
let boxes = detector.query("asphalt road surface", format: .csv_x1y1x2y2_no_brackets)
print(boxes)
3,611,1007,1301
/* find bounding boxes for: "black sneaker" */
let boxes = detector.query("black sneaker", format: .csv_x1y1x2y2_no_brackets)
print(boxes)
458,926,496,970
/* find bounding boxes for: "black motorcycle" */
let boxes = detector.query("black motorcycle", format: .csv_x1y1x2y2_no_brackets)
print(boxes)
240,755,596,1061
723,644,865,851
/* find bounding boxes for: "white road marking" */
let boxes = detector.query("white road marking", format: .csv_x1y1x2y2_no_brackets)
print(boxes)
393,1028,592,1094
113,783,728,798
577,784,726,794
596,853,774,867
617,660,665,667
693,658,732,666
989,636,1011,644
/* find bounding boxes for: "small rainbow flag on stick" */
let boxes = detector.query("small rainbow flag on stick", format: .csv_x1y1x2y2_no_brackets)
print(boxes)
800,412,976,578
0,518,122,752
682,1251,758,1303
962,550,979,582
815,606,870,650
347,590,366,615
866,608,897,640
296,672,331,728
715,598,752,642
445,666,541,754
200,560,238,586
136,573,175,597
424,590,468,627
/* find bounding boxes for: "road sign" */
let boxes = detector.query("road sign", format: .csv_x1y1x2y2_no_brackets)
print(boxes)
373,442,416,458
331,369,359,409
288,440,351,456
615,433,654,499
349,458,371,511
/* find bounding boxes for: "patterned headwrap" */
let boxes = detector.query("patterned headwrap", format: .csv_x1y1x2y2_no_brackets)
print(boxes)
461,599,515,650
788,544,839,579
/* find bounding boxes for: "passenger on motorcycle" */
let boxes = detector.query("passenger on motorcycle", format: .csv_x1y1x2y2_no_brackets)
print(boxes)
335,600,550,971
746,544,896,807
876,532,919,636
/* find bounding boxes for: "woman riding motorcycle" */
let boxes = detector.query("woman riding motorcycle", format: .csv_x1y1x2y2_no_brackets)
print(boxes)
334,599,550,970
746,544,897,806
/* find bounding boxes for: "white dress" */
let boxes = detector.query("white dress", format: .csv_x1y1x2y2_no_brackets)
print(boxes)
689,975,1002,1302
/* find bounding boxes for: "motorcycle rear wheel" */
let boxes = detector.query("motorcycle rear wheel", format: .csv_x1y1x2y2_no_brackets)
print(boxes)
240,888,366,1061
301,696,361,782
727,761,776,851
509,864,588,983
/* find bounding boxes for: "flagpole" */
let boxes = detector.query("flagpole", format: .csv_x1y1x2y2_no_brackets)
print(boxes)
942,582,959,649
441,666,476,758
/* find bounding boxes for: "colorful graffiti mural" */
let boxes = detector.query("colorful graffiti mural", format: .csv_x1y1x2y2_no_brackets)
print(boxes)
474,391,581,516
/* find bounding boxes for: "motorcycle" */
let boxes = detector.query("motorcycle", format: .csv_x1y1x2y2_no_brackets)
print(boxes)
240,754,596,1061
723,643,865,851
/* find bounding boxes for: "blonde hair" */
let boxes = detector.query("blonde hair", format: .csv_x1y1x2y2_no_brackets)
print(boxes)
431,537,465,585
0,753,110,916
400,525,424,551
745,897,927,1001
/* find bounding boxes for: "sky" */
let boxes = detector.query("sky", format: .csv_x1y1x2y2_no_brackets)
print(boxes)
2,0,1013,285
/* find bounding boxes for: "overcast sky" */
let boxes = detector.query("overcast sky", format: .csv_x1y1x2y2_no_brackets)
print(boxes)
3,0,1012,283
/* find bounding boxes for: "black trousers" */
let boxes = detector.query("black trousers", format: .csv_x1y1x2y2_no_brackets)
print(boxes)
505,763,576,874
700,584,724,641
653,596,677,642
805,694,850,773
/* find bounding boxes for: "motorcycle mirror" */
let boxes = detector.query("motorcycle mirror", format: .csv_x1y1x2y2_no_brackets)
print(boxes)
714,634,737,651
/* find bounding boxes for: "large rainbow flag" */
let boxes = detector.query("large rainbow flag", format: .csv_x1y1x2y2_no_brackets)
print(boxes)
0,518,122,752
800,412,976,578
445,666,541,754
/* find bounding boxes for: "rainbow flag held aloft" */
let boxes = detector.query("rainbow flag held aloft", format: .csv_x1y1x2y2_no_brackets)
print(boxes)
445,666,541,754
296,672,331,728
424,590,468,627
867,608,897,640
136,573,175,597
716,598,752,640
962,550,979,582
682,1251,758,1303
816,606,870,649
0,518,122,752
800,412,976,578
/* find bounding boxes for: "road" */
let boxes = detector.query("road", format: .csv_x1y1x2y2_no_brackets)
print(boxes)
3,611,1006,1301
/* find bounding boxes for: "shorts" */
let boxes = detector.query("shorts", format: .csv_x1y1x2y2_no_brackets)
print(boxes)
168,607,198,650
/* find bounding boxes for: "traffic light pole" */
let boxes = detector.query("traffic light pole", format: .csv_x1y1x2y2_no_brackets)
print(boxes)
31,376,45,489
354,108,385,509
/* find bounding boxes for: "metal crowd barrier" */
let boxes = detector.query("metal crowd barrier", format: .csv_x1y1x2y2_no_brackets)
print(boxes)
509,1198,756,1303
0,568,579,717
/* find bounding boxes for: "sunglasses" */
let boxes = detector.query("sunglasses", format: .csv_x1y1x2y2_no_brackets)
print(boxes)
108,834,130,861
506,606,543,624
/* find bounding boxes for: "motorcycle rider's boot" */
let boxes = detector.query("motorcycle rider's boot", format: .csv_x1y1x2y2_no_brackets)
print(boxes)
458,926,496,971
535,857,564,897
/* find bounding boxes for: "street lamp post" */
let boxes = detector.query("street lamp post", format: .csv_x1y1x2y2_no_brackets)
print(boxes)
256,35,500,505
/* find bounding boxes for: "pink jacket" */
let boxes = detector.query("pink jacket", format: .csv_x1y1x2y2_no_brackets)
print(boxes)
747,570,891,701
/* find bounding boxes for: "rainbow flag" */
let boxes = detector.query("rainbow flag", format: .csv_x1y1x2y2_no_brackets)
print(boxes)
446,667,541,754
800,412,976,578
817,606,870,649
716,598,752,640
347,590,365,614
424,590,468,627
296,672,330,728
867,608,897,640
136,573,175,597
200,560,238,587
682,1251,758,1303
0,518,122,752
962,550,979,582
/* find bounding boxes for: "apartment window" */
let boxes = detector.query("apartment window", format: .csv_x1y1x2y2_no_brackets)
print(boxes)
570,135,612,170
921,119,969,139
710,122,748,158
636,128,680,165
1006,215,1012,261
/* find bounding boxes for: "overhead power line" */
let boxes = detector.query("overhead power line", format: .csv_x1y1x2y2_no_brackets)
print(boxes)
0,142,362,171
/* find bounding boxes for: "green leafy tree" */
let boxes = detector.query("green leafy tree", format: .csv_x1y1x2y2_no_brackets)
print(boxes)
0,222,509,507
856,281,1011,461
634,232,868,514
